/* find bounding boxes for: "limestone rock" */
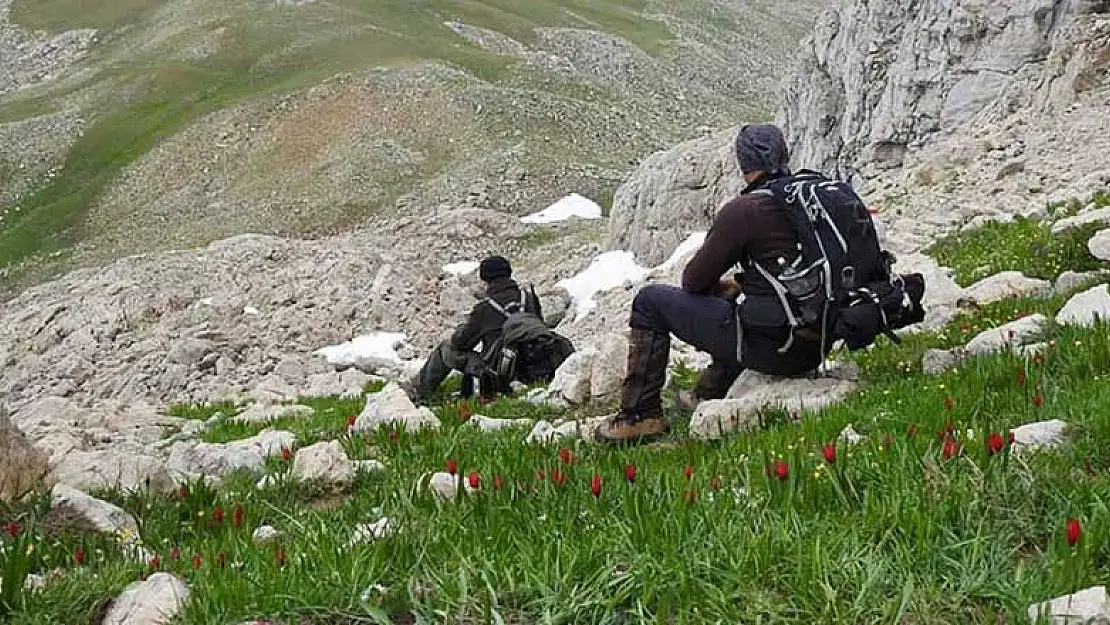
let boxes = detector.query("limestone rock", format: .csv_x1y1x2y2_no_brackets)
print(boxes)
0,406,53,501
429,471,460,501
353,383,439,433
101,573,190,625
689,371,856,441
1027,585,1109,624
588,332,628,400
1088,229,1110,261
922,348,963,375
234,403,314,424
1010,419,1068,452
291,440,353,485
548,348,596,405
605,129,743,265
52,449,174,493
965,315,1046,356
252,525,280,545
50,484,139,536
839,425,866,445
1052,207,1110,235
963,272,1051,304
1056,284,1110,327
468,414,535,432
349,517,396,544
1055,270,1108,294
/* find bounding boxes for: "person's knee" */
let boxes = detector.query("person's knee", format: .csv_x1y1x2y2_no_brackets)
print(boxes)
630,284,677,333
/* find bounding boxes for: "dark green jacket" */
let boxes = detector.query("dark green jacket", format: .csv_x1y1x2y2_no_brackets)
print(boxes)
449,278,543,356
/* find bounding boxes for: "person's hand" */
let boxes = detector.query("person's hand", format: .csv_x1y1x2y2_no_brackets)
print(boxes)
714,277,741,298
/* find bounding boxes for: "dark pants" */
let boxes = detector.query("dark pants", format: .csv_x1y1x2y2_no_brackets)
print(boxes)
414,342,483,400
630,285,741,400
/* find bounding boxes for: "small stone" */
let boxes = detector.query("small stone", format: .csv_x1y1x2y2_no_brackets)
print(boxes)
101,573,190,625
922,348,962,375
348,517,395,544
252,525,280,545
429,471,459,501
1010,419,1068,453
1027,585,1109,624
1055,284,1110,327
839,425,866,445
965,315,1046,356
291,440,353,485
1088,229,1110,261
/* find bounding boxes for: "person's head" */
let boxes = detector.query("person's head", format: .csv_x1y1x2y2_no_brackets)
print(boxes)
734,124,790,184
478,255,512,283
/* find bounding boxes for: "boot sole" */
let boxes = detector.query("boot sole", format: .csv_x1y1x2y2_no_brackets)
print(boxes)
593,423,671,445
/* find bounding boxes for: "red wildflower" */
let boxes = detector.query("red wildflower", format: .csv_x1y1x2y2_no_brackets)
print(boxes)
1032,353,1045,366
624,464,636,483
493,475,505,490
550,468,567,487
590,474,602,498
212,505,225,524
275,545,287,567
1032,395,1044,407
882,433,894,450
684,464,694,480
468,472,480,490
1017,370,1027,385
907,423,919,438
536,469,546,481
169,546,181,561
821,443,836,464
150,554,161,569
986,432,1005,456
1008,431,1016,445
944,397,955,411
559,448,575,465
446,459,458,475
942,436,961,459
937,420,955,440
192,554,202,569
685,488,698,505
771,460,789,481
1066,518,1082,547
710,477,722,491
388,429,399,442
281,447,292,462
457,402,472,422
346,415,357,428
74,547,86,566
217,552,227,568
4,521,21,538
232,504,244,528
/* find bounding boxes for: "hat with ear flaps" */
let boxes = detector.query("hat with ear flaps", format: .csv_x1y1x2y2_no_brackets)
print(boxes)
478,255,512,281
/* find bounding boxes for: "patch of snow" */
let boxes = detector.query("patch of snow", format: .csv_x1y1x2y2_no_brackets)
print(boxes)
243,306,260,315
653,231,707,272
198,297,214,306
315,331,408,367
520,193,603,224
556,251,650,321
442,260,479,276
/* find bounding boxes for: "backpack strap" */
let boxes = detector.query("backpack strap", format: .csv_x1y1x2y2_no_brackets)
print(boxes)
484,285,528,319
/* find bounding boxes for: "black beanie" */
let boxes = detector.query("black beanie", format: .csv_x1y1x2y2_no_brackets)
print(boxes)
479,255,512,281
734,124,790,176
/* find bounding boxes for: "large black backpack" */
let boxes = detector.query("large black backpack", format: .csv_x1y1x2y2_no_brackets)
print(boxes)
749,170,926,355
481,285,575,387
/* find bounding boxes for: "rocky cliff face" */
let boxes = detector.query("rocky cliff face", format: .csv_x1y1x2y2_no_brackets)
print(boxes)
606,0,1110,264
780,0,1110,183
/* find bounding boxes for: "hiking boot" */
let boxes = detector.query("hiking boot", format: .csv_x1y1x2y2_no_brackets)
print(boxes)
594,412,670,444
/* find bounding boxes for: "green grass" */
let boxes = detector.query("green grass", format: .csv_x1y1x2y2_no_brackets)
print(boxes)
10,0,163,33
928,216,1110,286
3,278,1109,622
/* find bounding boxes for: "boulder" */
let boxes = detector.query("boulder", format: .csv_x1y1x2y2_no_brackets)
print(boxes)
1010,419,1068,453
1055,270,1108,294
101,573,190,625
689,370,857,441
1027,585,1109,624
964,315,1046,356
962,271,1051,304
233,403,315,424
291,440,353,485
1055,284,1110,327
588,332,628,400
1088,229,1110,261
922,348,963,375
548,349,596,405
1051,207,1110,235
353,383,439,433
0,407,53,501
51,449,174,493
50,484,139,536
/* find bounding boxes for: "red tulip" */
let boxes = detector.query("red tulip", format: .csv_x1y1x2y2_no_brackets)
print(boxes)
1066,518,1082,547
275,545,287,567
771,460,789,481
446,459,458,475
550,468,567,487
944,397,955,411
684,465,694,480
74,546,86,566
942,436,960,459
907,424,919,438
170,546,181,561
536,469,546,481
346,415,357,428
624,464,636,483
493,475,505,490
3,521,21,538
710,477,722,491
684,488,698,505
1032,395,1044,407
192,554,202,569
388,429,399,442
986,432,1005,456
232,504,244,528
212,506,224,524
281,447,292,462
1032,353,1045,366
150,554,161,569
468,472,480,490
1016,370,1027,385
590,474,602,498
882,433,894,449
217,552,227,568
559,448,575,465
177,485,189,499
457,402,472,422
821,443,836,464
1008,430,1016,445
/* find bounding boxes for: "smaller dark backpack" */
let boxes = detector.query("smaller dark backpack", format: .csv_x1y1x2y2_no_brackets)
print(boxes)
482,285,575,385
751,170,927,354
